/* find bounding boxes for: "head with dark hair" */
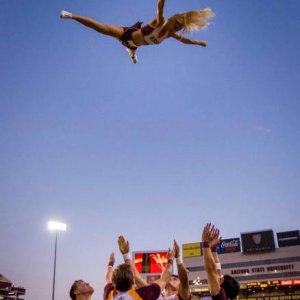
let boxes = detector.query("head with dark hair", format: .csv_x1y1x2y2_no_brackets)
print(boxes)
221,275,240,300
69,280,94,300
112,264,134,292
70,281,80,300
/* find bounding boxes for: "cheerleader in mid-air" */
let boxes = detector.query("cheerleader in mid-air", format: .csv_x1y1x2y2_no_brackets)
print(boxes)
60,0,214,63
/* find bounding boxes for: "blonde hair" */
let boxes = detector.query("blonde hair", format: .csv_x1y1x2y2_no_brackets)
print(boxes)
170,8,215,33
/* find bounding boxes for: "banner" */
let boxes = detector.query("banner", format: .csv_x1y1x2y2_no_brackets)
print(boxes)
183,242,202,258
216,238,241,254
241,230,275,254
277,230,300,247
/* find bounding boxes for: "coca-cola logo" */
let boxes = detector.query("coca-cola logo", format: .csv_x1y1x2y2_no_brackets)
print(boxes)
217,239,241,254
220,239,239,249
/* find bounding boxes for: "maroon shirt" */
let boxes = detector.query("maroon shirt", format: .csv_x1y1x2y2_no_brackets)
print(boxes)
212,288,228,300
104,283,161,300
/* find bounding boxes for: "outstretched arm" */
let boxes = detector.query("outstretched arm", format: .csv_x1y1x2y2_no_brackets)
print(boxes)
171,33,207,47
202,224,221,296
105,252,115,284
174,240,191,300
118,235,148,288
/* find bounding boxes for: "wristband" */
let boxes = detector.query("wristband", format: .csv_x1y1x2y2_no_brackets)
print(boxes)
123,253,130,261
176,257,183,265
168,259,174,265
211,246,217,252
202,242,210,248
215,263,221,270
108,262,114,267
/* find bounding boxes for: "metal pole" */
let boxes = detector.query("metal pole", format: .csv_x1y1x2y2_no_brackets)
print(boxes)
51,231,58,300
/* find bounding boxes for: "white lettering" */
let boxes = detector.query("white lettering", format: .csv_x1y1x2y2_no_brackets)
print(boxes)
221,240,239,248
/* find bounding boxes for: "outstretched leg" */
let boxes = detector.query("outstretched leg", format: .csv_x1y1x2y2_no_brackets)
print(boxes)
60,11,124,39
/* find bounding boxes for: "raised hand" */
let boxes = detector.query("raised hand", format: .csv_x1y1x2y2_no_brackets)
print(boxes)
173,240,180,258
209,228,221,248
167,246,175,260
118,235,130,254
202,223,213,242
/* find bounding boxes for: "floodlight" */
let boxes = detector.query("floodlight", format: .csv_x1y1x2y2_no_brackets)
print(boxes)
48,221,67,231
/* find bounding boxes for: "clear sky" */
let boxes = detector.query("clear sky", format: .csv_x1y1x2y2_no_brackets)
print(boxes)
1,0,300,299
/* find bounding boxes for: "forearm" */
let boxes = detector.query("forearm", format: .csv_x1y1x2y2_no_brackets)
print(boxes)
212,251,219,263
176,35,206,47
161,260,173,282
203,247,217,273
105,266,114,284
157,0,165,21
177,263,189,288
156,259,173,290
181,37,196,45
182,38,202,45
177,262,191,300
211,252,222,277
157,0,165,12
203,247,222,295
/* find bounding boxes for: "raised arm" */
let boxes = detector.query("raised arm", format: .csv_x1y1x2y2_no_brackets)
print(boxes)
174,240,191,300
209,228,223,278
105,252,115,284
171,33,207,47
118,235,148,288
202,224,221,296
156,0,166,25
155,247,174,290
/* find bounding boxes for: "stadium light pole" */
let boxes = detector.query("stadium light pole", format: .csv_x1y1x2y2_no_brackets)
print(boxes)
48,220,67,300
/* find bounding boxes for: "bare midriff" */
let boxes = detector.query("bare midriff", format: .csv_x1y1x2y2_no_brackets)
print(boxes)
131,30,148,46
131,27,170,46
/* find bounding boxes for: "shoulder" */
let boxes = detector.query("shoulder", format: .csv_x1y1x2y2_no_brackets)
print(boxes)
136,283,161,300
177,292,191,300
211,287,227,300
103,283,114,300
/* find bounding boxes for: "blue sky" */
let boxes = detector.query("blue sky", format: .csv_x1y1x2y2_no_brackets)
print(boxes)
1,0,300,299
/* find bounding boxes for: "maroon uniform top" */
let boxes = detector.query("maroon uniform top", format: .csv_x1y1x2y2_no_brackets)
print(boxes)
212,288,228,300
162,292,192,300
104,283,161,300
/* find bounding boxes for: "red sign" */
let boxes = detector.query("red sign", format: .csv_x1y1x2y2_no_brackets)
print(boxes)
280,279,300,286
134,251,168,274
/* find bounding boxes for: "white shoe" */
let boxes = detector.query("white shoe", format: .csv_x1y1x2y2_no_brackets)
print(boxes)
60,10,72,19
126,48,138,64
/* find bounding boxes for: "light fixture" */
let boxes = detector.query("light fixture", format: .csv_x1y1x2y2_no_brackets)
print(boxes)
48,220,67,300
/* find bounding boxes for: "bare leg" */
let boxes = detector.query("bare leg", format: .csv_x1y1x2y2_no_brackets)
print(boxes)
64,13,124,39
